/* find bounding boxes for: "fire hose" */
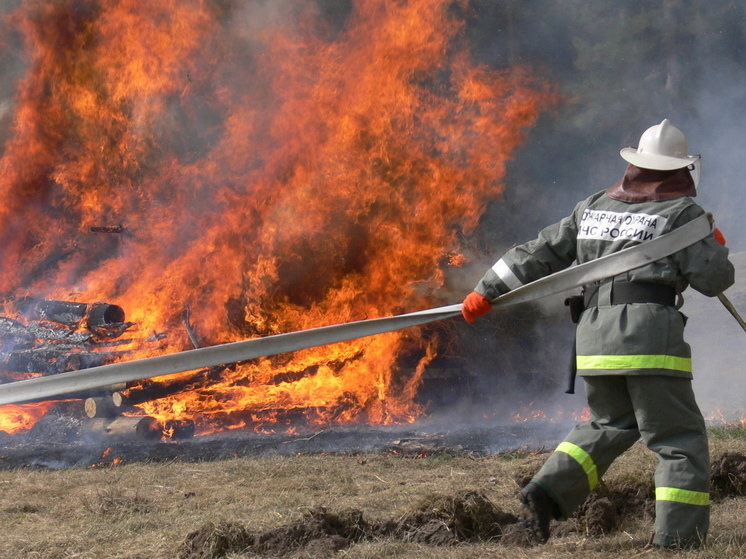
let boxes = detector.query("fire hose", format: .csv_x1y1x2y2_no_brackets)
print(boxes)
0,213,728,406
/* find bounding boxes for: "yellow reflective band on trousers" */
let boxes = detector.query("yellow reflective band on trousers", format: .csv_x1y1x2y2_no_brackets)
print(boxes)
576,354,692,372
656,487,710,506
556,442,598,490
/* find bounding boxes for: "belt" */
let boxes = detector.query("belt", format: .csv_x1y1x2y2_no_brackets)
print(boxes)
584,280,677,308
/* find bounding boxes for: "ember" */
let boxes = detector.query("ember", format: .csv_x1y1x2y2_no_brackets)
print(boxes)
0,0,556,436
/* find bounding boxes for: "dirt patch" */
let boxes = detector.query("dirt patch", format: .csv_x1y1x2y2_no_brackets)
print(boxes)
548,480,653,539
178,491,518,558
599,480,654,518
711,451,746,498
498,522,535,546
179,508,368,559
390,490,517,544
576,494,618,536
254,508,367,558
179,521,255,559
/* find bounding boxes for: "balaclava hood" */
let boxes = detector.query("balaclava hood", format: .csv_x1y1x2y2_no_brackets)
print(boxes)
606,164,696,202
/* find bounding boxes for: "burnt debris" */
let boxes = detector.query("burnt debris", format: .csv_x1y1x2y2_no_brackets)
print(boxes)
1,297,135,379
0,296,181,445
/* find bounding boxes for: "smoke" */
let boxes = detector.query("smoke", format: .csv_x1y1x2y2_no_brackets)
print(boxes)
683,59,746,418
686,262,746,420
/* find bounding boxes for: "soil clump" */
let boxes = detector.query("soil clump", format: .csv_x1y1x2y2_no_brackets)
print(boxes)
178,490,517,558
711,451,746,498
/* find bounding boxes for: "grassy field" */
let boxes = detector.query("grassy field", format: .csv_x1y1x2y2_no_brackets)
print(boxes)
0,428,744,559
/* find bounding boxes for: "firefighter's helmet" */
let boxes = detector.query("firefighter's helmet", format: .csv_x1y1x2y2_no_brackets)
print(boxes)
620,119,700,172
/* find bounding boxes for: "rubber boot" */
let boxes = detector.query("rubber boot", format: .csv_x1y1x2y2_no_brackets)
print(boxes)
519,482,559,544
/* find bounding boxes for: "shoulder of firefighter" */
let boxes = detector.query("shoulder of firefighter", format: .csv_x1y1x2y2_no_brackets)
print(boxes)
473,190,735,301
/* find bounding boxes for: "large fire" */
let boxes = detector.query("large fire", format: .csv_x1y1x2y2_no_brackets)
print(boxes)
0,0,556,436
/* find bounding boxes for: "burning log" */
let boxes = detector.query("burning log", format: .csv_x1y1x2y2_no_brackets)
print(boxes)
83,416,162,440
87,302,127,329
15,297,125,328
4,348,126,376
0,315,120,348
85,393,124,418
123,367,225,405
0,298,162,395
23,324,93,345
163,419,196,440
0,316,35,348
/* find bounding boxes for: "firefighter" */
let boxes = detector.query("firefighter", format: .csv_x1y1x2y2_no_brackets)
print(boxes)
462,119,735,548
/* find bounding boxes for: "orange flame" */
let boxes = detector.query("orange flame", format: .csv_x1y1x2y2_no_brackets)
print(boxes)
0,0,557,434
0,402,53,434
706,409,746,429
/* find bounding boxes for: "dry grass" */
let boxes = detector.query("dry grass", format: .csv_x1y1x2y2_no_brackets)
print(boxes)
0,433,744,559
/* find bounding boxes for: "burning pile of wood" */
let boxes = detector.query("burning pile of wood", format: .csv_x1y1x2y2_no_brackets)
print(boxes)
0,296,194,441
1,297,134,378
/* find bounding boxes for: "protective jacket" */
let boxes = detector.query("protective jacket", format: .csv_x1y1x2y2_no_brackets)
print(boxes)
474,189,734,378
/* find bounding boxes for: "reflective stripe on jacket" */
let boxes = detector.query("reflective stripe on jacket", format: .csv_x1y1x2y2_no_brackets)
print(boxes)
475,191,735,378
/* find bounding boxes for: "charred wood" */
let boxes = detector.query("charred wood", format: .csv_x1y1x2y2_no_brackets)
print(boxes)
123,367,226,405
15,297,125,328
87,301,126,327
267,351,364,386
25,322,94,344
3,348,127,375
0,302,157,382
0,316,120,347
181,304,201,349
15,297,87,326
0,316,35,348
87,321,137,339
163,419,196,440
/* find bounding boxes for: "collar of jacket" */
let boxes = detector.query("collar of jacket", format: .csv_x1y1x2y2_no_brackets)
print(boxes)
606,164,697,202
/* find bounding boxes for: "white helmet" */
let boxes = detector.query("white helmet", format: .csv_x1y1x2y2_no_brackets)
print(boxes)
620,119,700,174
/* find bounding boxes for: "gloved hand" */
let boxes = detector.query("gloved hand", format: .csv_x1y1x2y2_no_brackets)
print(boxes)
713,227,726,246
461,291,492,323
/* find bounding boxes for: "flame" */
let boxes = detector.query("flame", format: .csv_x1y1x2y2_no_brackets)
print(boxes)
0,0,557,434
0,402,53,434
90,446,125,467
706,409,746,429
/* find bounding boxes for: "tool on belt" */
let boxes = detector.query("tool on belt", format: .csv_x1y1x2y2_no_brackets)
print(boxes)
0,213,715,406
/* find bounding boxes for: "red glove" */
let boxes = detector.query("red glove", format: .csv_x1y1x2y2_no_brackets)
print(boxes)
713,227,726,246
461,291,492,323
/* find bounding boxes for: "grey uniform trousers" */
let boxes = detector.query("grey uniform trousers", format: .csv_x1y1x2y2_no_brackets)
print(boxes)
531,375,710,547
